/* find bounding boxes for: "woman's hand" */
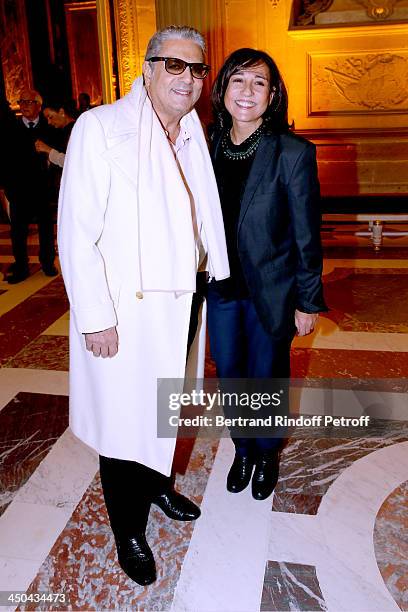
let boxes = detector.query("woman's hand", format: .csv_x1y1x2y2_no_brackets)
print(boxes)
35,139,52,154
294,310,318,336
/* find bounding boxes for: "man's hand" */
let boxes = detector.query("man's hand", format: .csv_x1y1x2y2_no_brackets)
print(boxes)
85,327,119,358
35,139,52,154
294,310,318,336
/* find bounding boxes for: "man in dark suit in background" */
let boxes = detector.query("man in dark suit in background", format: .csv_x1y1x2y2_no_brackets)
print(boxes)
2,89,57,283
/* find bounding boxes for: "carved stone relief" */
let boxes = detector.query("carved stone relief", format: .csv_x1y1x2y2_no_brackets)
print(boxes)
0,0,32,107
293,0,408,25
114,0,140,94
296,0,334,25
356,0,399,19
309,51,408,115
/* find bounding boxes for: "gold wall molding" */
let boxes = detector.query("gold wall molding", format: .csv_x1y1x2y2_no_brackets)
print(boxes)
97,0,156,97
308,49,408,115
96,0,115,103
0,0,33,107
289,21,408,38
297,126,408,137
114,0,140,94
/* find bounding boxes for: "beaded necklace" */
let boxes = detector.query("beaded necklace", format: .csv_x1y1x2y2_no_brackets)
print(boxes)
221,123,264,161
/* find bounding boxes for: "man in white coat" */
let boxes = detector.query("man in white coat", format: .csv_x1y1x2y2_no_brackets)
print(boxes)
58,26,229,586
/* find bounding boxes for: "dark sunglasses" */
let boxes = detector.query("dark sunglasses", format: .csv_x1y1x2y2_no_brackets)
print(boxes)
147,57,210,79
18,99,39,105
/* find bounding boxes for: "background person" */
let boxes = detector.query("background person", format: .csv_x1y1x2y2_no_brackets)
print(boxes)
208,48,327,501
2,89,57,283
78,92,91,114
35,99,76,168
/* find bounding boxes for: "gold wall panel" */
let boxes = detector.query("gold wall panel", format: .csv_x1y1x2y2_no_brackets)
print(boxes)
155,0,227,121
65,2,103,106
308,50,408,116
96,0,116,104
286,22,408,130
0,0,33,108
112,0,156,95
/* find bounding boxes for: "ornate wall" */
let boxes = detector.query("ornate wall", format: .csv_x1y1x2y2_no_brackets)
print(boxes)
95,0,408,196
0,0,33,108
65,1,103,105
221,0,408,195
96,0,156,101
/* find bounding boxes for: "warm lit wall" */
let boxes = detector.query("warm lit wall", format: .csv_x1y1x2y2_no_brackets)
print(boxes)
65,2,103,105
222,0,408,195
96,0,408,196
0,0,32,107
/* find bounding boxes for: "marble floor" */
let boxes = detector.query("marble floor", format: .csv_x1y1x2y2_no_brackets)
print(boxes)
0,223,407,611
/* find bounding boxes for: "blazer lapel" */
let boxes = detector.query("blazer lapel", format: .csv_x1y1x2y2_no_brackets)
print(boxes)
238,132,278,233
210,128,223,163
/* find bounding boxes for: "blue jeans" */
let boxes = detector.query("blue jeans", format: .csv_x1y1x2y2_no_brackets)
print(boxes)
207,284,292,455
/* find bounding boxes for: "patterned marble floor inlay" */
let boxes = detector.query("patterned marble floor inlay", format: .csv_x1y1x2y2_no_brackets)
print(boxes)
0,392,68,516
291,347,408,380
272,421,408,516
1,221,407,611
374,480,408,611
8,336,69,371
0,278,68,366
261,561,327,611
323,268,408,332
21,439,218,611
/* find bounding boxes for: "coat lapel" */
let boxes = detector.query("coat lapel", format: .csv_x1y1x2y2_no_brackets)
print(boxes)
101,134,140,191
238,132,278,233
100,92,142,190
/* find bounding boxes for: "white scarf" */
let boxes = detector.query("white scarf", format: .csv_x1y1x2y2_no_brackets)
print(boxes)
124,77,229,292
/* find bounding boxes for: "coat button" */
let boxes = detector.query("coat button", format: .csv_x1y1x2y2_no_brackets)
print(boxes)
136,291,144,299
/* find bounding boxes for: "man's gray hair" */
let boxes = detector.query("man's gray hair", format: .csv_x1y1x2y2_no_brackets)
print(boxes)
145,26,206,60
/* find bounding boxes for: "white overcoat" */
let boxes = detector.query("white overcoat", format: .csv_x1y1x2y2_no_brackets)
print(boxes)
58,82,229,475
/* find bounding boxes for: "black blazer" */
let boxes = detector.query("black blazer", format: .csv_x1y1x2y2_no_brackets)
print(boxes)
211,128,328,338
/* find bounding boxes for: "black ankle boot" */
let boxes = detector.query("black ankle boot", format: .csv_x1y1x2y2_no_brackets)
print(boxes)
147,466,200,521
115,532,156,586
227,453,254,493
251,450,280,500
152,489,201,521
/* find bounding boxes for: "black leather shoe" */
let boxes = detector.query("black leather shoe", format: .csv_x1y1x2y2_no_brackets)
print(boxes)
42,264,58,277
152,490,201,521
115,533,156,586
251,451,281,500
227,453,254,493
6,269,29,284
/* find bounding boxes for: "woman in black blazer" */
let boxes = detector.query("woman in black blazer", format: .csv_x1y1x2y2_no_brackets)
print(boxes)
207,48,327,500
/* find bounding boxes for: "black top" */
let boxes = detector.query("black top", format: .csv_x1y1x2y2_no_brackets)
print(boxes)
213,129,262,299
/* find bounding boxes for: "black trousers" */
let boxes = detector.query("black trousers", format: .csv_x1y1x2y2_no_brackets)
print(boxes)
99,455,173,537
9,196,55,270
207,285,292,455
